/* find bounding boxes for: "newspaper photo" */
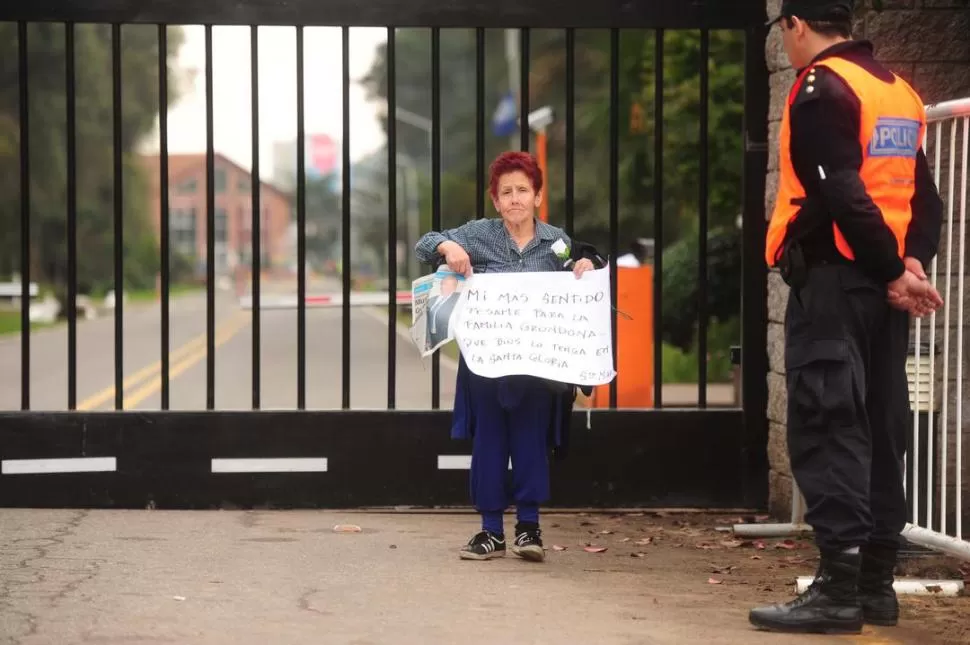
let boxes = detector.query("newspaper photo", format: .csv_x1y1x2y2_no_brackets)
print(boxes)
410,266,468,357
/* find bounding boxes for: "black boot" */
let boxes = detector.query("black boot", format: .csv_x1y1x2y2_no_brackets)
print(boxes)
749,550,863,634
859,544,899,626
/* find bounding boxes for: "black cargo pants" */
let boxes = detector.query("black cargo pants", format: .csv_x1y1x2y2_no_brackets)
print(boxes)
784,263,910,554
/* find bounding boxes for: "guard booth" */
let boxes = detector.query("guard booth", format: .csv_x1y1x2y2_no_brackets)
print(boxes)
0,1,771,512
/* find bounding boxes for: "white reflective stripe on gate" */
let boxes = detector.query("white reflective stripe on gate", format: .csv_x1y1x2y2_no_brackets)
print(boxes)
1,457,117,475
211,458,328,473
437,455,512,470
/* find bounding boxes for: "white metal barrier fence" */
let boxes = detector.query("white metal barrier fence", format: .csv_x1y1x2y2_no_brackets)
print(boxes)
903,97,970,560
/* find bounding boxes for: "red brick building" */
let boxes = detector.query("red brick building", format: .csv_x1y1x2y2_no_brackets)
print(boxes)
141,153,292,276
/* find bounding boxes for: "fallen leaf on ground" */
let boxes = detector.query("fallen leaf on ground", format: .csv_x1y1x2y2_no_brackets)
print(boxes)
707,578,723,585
333,524,362,533
552,544,568,551
631,552,647,558
774,540,798,550
695,543,717,550
750,555,762,560
599,530,614,535
720,539,744,548
627,512,645,517
755,541,766,550
620,537,631,543
635,537,653,546
584,546,608,553
711,565,736,574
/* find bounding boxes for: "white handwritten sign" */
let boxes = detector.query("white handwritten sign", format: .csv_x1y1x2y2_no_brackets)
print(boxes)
452,267,616,386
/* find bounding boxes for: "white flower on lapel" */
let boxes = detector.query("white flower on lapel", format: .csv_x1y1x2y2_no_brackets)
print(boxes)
551,238,570,260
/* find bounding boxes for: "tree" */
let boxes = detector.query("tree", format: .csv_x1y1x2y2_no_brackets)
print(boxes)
360,28,745,251
0,23,185,299
660,225,741,352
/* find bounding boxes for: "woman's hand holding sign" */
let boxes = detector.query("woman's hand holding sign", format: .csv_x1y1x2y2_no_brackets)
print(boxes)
437,240,472,277
571,258,594,279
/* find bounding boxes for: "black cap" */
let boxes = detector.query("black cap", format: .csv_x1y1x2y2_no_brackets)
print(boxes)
766,0,854,27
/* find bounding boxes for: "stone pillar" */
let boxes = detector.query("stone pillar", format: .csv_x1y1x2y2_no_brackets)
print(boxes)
764,0,970,520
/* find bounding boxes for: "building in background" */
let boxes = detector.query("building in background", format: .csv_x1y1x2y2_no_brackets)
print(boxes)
141,153,293,277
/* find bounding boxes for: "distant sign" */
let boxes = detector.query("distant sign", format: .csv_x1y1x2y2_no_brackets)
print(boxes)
308,134,338,178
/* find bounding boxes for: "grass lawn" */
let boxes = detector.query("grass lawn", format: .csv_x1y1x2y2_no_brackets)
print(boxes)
0,311,58,337
127,283,203,303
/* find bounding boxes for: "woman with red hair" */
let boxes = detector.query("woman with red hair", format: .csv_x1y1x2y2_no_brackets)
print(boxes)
415,151,595,562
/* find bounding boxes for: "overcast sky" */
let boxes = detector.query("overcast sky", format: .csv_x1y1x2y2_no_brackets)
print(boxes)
141,25,388,176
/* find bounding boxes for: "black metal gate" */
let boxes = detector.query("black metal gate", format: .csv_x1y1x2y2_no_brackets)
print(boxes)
0,1,769,509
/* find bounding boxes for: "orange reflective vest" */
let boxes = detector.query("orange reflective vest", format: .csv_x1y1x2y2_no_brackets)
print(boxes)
765,56,926,266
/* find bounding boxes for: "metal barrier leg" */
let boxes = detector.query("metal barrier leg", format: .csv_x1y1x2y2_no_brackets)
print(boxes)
731,480,812,538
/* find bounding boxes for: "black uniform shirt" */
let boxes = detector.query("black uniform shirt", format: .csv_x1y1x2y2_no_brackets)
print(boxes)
786,40,943,283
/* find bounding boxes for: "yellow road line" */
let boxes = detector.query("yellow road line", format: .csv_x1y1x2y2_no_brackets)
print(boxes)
123,314,250,409
76,311,249,411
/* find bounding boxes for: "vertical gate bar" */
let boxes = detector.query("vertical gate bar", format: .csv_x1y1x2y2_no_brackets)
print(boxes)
18,22,30,410
609,28,619,409
387,26,398,410
697,28,709,408
159,24,171,410
296,25,307,410
112,23,124,410
250,25,261,410
341,26,351,410
955,115,968,539
431,27,441,409
476,27,485,221
740,24,770,507
66,22,78,410
519,28,530,153
565,28,575,237
652,29,664,409
204,24,216,410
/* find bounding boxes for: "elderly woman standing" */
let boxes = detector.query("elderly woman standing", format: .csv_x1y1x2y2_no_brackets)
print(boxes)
415,151,594,562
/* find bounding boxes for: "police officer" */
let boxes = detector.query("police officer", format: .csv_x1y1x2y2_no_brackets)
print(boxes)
750,0,945,635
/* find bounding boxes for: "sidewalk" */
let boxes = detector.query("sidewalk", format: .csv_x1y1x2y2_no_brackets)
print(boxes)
0,509,965,645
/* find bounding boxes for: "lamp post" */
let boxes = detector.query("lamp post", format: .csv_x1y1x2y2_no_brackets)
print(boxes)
527,106,554,223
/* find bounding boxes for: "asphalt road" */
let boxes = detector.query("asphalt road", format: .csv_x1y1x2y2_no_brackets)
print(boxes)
0,509,891,645
0,276,733,412
0,281,456,412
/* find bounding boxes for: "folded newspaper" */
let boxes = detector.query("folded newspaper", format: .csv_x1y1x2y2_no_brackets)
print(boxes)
410,266,467,358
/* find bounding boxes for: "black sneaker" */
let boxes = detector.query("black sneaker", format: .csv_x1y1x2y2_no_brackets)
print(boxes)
459,530,506,560
511,522,544,562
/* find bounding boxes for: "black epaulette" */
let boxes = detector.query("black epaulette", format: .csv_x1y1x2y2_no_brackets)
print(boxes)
792,66,823,107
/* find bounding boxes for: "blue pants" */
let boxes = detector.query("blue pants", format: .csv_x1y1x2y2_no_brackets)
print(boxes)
467,372,553,531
